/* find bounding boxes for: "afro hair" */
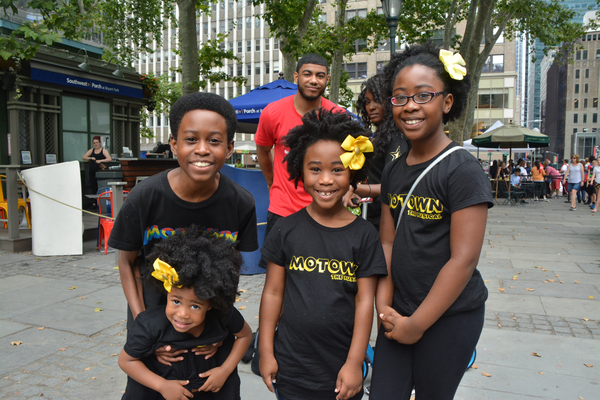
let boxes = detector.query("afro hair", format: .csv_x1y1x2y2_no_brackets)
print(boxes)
169,92,237,142
146,225,243,317
383,41,471,124
283,109,371,189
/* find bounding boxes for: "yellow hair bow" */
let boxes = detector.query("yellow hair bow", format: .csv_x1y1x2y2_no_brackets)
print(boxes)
340,135,373,170
152,258,183,293
439,49,467,81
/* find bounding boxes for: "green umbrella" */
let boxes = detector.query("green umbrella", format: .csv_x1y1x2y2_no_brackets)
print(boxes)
472,123,549,149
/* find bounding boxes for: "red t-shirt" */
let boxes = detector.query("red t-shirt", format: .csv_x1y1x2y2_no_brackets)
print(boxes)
254,95,344,217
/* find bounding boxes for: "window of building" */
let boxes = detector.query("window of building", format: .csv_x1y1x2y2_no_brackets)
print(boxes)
220,21,225,33
220,87,225,97
575,99,579,108
583,50,588,59
573,128,577,134
345,8,367,20
237,64,243,76
246,16,251,28
586,69,589,78
274,39,279,50
149,53,153,62
211,21,217,34
584,98,588,108
354,39,368,52
585,83,589,93
318,13,327,23
594,98,598,108
148,116,153,127
482,55,504,73
255,62,261,75
247,64,251,76
477,89,509,109
62,97,111,162
583,113,587,123
255,16,261,27
273,61,280,73
575,84,580,94
203,22,208,32
594,113,598,123
238,41,242,53
377,39,389,52
229,19,234,30
256,39,260,51
596,49,600,59
228,86,234,99
265,62,270,74
237,17,242,28
574,113,578,123
156,115,161,126
377,61,386,74
265,38,270,51
247,40,251,52
343,62,367,80
164,115,169,126
576,69,580,79
594,34,597,40
587,34,591,41
228,65,234,76
245,85,251,94
576,50,581,60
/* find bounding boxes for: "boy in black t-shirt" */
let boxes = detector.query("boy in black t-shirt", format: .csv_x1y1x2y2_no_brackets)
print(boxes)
108,92,258,367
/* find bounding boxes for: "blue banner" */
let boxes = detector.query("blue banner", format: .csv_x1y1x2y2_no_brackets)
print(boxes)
31,68,144,99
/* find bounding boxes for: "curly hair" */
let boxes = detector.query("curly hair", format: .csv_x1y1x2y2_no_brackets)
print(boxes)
356,74,408,157
169,92,237,142
146,225,243,317
283,109,371,189
383,41,471,124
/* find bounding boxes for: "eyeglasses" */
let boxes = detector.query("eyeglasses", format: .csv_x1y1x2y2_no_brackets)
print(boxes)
389,91,445,107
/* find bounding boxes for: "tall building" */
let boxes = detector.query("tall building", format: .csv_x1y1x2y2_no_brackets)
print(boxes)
541,10,600,160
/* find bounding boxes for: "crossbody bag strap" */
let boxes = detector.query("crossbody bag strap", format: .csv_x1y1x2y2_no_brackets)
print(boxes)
395,146,468,232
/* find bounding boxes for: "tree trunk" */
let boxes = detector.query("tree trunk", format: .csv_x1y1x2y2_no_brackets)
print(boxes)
177,0,199,96
328,0,348,104
278,0,317,83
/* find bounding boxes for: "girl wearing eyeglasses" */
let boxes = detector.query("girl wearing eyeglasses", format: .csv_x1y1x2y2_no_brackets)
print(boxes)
370,42,493,399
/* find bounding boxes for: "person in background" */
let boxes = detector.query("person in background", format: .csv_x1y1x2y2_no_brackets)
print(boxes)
543,160,561,199
234,159,243,168
590,158,600,213
488,160,498,180
254,53,345,269
83,135,112,194
563,154,585,211
531,161,548,201
345,74,411,230
560,159,569,196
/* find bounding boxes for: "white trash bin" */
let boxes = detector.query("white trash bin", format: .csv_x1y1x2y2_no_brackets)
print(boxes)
21,161,83,256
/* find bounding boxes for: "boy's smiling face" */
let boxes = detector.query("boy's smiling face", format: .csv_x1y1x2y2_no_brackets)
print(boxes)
170,110,234,187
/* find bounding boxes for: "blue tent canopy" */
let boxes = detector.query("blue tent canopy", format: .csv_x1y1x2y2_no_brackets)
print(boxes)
229,79,297,125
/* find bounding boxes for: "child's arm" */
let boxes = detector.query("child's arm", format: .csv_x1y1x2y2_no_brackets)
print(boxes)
335,275,377,400
375,204,396,332
380,203,488,344
118,250,145,319
198,320,253,392
118,349,193,400
258,260,286,393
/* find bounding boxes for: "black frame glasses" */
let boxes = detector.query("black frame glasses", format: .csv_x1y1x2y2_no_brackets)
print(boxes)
389,91,445,107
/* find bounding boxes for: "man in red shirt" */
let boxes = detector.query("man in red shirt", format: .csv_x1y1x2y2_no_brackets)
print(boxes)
255,53,344,268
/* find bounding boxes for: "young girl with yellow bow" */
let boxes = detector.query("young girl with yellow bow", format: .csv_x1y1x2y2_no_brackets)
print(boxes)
370,42,494,399
118,226,252,400
258,110,388,400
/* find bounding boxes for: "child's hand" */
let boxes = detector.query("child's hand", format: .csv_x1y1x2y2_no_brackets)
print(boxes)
378,305,396,333
191,341,223,360
335,362,363,400
259,354,279,392
380,311,424,345
155,345,188,366
198,366,228,392
158,379,193,400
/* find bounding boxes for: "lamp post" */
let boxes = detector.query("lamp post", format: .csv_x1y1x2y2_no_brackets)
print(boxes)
381,0,403,55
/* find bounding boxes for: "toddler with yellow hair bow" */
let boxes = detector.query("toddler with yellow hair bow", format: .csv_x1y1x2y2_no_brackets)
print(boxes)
258,109,388,400
118,225,252,400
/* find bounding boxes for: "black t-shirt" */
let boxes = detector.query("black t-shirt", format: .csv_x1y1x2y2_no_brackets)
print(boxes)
123,306,244,398
380,142,493,317
108,170,258,308
366,134,411,228
261,208,387,399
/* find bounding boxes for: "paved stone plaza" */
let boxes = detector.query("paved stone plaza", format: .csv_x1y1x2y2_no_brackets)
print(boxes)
0,197,599,399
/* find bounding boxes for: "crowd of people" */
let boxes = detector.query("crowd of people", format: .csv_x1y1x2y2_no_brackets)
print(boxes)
104,41,598,400
486,156,598,211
